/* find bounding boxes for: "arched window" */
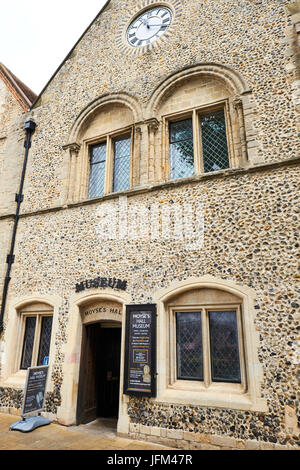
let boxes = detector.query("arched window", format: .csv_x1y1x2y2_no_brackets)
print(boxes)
154,278,267,412
19,302,53,369
64,95,143,203
177,310,242,384
148,64,255,183
159,76,243,180
168,108,230,179
168,287,246,390
82,103,134,199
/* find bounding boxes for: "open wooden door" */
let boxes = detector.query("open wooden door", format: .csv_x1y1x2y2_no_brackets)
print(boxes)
97,327,121,418
77,322,122,425
77,323,101,424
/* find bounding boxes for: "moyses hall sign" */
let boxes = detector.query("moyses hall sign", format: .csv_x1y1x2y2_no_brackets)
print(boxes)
75,276,128,293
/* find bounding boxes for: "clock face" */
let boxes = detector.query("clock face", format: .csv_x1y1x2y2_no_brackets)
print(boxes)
126,6,173,47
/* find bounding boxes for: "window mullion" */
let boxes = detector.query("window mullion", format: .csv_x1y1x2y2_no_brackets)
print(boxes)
31,315,41,367
224,100,235,168
129,128,134,189
170,309,176,385
236,305,247,391
104,136,113,194
164,119,170,182
202,309,210,388
193,109,202,175
198,112,205,174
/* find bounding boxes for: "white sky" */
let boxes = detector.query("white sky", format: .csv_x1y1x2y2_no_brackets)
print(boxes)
0,0,107,95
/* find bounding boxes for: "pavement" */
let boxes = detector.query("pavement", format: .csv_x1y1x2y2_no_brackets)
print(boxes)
0,413,173,451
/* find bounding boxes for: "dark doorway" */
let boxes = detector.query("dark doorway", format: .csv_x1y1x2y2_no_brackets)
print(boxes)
77,323,121,425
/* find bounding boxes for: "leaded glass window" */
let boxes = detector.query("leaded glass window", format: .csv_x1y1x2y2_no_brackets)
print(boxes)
169,119,194,180
20,317,36,370
37,316,53,366
20,314,53,370
175,309,242,384
88,142,107,198
168,107,230,180
113,136,131,192
209,311,241,383
200,109,229,173
176,312,203,380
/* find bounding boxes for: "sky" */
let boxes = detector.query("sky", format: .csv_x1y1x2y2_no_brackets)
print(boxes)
0,0,108,95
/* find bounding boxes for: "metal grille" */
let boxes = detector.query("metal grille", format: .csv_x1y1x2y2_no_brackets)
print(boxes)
37,316,53,366
176,312,203,380
200,110,229,173
113,136,131,192
170,119,194,180
21,317,36,369
88,142,107,198
209,311,241,383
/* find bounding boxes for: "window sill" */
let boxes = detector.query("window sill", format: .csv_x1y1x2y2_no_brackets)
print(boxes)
169,380,246,395
156,382,267,412
1,156,298,222
69,155,300,208
1,370,27,389
69,169,242,208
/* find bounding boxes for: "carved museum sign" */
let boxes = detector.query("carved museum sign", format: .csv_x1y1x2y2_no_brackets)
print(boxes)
75,276,127,293
81,300,123,324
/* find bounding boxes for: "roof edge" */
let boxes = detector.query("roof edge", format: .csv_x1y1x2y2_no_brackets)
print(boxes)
30,0,111,110
0,63,37,111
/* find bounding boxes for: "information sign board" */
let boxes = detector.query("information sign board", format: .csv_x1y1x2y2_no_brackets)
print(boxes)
124,304,156,397
21,366,49,417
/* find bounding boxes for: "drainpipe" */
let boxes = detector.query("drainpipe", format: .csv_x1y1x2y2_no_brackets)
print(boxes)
0,118,36,333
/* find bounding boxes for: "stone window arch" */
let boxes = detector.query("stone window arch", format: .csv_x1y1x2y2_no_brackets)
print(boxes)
146,63,259,183
17,302,54,371
63,94,144,203
2,295,60,390
1,302,54,387
154,277,267,412
167,288,245,388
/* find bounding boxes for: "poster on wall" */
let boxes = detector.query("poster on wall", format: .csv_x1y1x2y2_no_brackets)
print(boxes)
124,304,156,397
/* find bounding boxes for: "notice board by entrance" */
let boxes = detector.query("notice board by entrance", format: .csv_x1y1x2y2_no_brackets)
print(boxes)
21,366,49,417
124,304,156,397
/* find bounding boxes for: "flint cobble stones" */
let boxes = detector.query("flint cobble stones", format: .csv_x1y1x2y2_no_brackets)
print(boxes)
0,163,298,447
18,0,299,213
1,164,299,448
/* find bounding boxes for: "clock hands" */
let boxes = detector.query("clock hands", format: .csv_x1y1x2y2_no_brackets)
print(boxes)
141,17,164,29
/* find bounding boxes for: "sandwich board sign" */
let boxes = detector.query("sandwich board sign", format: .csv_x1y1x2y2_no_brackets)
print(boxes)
10,365,51,433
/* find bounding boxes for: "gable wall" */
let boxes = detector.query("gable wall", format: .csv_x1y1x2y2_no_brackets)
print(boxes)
22,0,298,213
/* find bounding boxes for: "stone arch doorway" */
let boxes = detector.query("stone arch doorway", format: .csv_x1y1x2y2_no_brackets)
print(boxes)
76,299,123,425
